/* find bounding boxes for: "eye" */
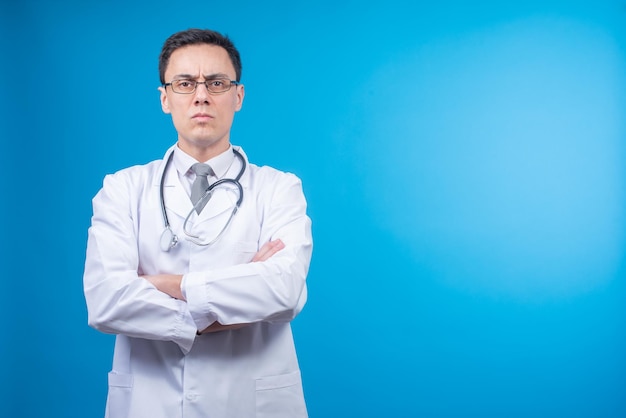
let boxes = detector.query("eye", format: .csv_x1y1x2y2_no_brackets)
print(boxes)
176,79,194,88
210,80,225,87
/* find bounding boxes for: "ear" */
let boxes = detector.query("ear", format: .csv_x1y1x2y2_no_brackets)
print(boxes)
234,83,245,112
158,86,171,114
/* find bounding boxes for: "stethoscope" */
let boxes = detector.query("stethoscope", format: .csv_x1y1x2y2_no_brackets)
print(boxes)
159,148,245,252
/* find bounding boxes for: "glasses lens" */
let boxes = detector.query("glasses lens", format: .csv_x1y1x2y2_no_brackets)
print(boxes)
172,79,196,93
207,79,231,93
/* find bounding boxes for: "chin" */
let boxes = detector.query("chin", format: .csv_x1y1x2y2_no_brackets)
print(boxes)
184,136,228,150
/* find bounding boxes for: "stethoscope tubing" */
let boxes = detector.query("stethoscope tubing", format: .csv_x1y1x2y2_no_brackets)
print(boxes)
159,148,246,251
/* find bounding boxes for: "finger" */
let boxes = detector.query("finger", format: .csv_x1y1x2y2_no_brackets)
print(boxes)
252,241,277,262
252,239,285,262
201,322,247,334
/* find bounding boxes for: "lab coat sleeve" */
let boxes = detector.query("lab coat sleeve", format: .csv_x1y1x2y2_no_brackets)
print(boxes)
183,169,312,327
83,168,197,354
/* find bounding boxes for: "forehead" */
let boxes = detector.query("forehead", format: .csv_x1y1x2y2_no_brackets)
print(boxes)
165,44,236,79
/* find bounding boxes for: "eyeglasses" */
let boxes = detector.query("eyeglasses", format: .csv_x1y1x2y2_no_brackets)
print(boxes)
163,78,240,94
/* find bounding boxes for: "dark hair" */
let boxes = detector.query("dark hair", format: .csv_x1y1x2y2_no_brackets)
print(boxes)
158,28,242,84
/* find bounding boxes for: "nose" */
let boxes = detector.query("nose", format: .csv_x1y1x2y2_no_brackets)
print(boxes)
194,81,211,103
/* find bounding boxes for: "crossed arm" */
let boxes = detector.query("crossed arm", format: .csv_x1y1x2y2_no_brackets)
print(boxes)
142,239,285,334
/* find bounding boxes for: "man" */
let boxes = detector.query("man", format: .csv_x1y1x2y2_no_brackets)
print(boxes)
83,28,312,418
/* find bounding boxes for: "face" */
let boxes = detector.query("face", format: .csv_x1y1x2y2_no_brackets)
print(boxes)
158,44,244,160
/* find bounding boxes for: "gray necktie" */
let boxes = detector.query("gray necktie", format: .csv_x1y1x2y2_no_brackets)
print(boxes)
190,163,213,214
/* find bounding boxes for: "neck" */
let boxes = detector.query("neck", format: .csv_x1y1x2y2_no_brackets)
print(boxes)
178,139,230,162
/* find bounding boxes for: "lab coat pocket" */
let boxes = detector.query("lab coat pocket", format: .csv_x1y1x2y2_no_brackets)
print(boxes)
105,371,133,418
255,370,307,418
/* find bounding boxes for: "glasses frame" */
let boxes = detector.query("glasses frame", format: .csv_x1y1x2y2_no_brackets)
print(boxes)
163,78,240,94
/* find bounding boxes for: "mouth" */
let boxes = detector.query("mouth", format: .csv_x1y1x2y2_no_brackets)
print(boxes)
192,113,213,122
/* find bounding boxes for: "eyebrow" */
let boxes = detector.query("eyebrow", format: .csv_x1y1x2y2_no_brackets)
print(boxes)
172,73,233,80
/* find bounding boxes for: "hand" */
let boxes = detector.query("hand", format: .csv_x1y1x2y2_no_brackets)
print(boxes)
142,274,184,300
198,240,285,335
252,239,285,262
198,322,247,334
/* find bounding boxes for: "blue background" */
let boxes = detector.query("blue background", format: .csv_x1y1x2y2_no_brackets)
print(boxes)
2,1,626,417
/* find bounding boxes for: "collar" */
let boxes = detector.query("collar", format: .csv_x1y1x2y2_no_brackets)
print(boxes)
172,145,235,179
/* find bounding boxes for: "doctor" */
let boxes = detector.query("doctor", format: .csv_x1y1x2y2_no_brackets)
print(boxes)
83,28,312,418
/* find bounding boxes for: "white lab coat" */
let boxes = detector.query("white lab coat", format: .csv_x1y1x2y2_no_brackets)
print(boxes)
83,145,312,418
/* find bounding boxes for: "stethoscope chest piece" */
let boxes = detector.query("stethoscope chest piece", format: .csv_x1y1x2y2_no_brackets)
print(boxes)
160,226,178,252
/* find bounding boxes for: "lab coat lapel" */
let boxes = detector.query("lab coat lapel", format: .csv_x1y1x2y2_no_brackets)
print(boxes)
194,148,249,225
154,148,194,220
194,186,237,223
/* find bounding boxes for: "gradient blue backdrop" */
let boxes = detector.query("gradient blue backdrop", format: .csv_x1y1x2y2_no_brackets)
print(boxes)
2,1,625,417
